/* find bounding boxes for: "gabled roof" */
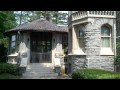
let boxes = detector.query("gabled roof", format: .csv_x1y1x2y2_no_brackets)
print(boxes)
6,19,68,33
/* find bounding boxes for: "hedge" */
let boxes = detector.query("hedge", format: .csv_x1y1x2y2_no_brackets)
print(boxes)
0,63,21,75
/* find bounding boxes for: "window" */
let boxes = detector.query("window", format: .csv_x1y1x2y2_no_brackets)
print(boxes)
10,35,16,53
101,25,111,47
62,34,68,54
78,25,85,48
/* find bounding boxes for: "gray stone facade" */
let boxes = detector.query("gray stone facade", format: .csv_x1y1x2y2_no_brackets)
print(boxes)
68,55,87,72
68,12,116,73
116,11,120,37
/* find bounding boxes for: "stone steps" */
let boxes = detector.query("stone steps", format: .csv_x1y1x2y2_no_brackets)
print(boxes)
21,63,58,79
26,69,54,72
23,73,58,77
21,76,58,79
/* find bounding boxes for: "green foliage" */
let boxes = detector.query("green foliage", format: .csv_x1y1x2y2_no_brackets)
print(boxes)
116,37,120,64
0,38,9,48
0,73,20,79
72,69,120,79
0,38,8,63
0,43,7,63
14,11,68,25
0,11,16,34
0,11,15,63
0,63,21,76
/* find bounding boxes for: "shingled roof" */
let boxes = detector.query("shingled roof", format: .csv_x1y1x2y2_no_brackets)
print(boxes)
6,19,68,33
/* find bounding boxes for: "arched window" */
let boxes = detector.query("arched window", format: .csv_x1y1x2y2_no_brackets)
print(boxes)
78,25,85,48
101,25,111,47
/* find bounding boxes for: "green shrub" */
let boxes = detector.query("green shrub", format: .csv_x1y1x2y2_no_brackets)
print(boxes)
0,73,20,79
72,69,120,79
0,43,7,63
0,63,21,75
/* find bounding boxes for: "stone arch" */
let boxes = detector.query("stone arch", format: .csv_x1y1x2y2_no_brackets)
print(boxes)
90,18,113,30
101,23,112,29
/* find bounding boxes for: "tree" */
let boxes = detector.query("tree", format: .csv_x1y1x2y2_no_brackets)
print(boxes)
0,11,16,63
0,11,16,38
14,11,68,25
14,11,33,25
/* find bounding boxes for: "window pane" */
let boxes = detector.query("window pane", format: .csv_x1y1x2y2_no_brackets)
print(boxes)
101,37,110,47
11,42,16,48
79,26,85,37
12,35,16,41
101,26,110,36
79,38,84,48
79,30,84,37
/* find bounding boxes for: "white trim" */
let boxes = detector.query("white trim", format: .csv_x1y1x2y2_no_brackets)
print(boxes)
101,25,112,48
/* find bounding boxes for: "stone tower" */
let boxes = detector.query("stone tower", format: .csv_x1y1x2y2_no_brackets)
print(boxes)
68,11,116,73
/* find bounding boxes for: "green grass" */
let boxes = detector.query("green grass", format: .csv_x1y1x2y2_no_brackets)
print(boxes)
0,73,21,79
72,69,120,79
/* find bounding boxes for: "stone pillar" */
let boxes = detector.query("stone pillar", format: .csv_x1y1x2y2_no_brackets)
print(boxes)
72,26,78,54
85,22,101,69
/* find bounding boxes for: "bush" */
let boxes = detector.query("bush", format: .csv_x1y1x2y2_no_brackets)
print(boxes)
0,38,8,63
0,73,20,79
0,63,21,76
72,69,120,79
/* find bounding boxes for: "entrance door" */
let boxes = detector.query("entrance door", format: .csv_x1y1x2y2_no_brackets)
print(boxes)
30,32,52,63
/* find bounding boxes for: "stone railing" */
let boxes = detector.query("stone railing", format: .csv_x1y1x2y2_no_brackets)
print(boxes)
68,11,116,24
88,11,116,18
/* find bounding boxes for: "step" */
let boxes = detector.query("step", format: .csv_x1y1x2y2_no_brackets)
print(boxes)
27,66,54,69
21,63,58,79
28,63,53,67
26,69,54,72
26,69,54,71
23,71,57,74
26,67,54,70
23,73,58,77
21,76,58,79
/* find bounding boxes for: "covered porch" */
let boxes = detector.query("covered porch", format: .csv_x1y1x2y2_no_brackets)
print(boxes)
5,19,68,74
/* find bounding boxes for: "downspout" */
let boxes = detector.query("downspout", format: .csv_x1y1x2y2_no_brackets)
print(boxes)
18,31,21,64
114,19,117,72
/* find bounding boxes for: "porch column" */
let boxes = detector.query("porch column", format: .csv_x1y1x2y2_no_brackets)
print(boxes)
72,25,77,54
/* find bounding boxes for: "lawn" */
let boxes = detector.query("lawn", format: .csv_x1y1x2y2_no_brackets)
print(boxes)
0,73,21,79
72,69,120,79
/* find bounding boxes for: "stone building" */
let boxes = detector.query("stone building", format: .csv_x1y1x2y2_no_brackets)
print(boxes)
6,11,117,78
5,19,68,78
67,11,116,73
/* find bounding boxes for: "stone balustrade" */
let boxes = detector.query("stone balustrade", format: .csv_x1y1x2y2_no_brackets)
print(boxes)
68,11,116,24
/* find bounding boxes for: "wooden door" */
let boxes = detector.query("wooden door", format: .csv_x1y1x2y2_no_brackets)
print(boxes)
30,32,52,63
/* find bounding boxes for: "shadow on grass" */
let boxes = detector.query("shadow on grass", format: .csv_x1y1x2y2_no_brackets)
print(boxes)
0,73,21,79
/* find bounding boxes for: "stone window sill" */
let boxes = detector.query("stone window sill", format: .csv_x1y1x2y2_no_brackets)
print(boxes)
68,48,86,55
100,48,114,56
8,52,18,57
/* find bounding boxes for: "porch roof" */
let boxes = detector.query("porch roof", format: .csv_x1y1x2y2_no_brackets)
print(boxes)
6,19,68,33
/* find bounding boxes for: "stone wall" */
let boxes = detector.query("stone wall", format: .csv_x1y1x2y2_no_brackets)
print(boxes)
116,11,120,37
87,18,115,71
100,56,114,71
19,32,30,67
68,55,87,72
68,17,115,73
